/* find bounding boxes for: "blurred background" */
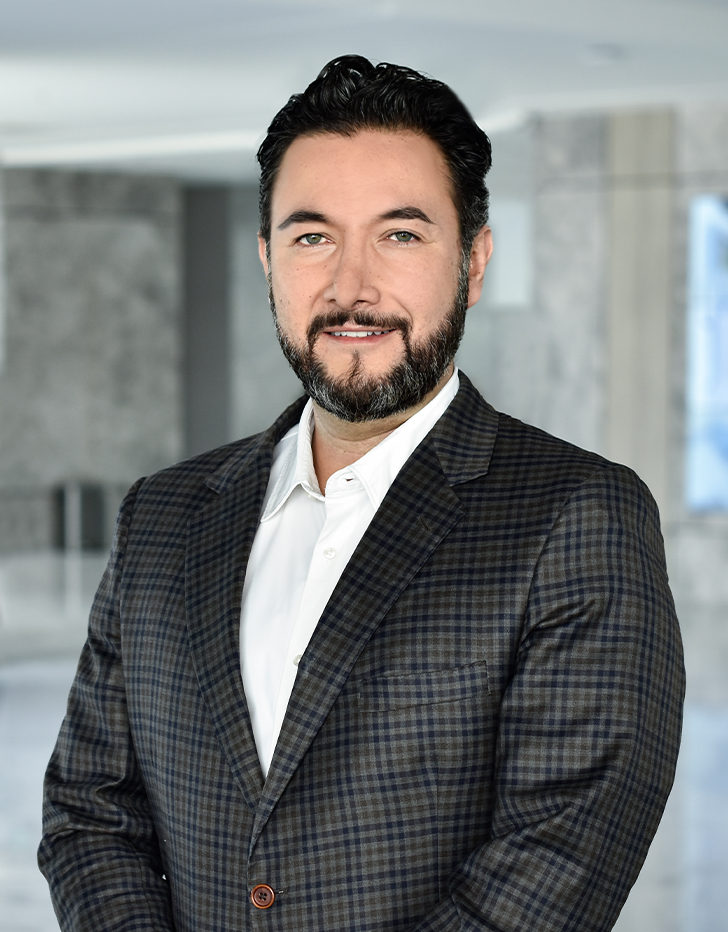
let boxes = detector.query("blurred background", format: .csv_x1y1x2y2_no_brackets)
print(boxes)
1,1,727,929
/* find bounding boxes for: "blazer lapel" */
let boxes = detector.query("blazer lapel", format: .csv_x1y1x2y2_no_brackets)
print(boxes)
251,375,499,844
185,399,307,812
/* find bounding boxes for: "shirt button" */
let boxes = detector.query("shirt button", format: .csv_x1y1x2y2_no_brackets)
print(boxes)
293,654,302,666
323,547,336,560
251,884,275,909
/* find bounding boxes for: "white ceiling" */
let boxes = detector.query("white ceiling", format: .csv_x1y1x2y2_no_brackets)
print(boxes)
0,0,727,181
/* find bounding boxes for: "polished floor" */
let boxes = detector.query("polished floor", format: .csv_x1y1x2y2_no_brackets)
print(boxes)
0,551,726,932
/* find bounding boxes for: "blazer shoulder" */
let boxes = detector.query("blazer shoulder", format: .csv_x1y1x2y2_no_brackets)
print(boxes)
489,410,658,519
437,374,652,511
127,394,309,526
494,411,609,472
132,433,264,517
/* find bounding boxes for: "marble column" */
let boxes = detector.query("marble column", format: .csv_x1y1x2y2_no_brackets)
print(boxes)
0,169,182,552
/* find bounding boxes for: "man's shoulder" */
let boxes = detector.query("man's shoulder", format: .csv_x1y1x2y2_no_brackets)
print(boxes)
491,410,650,507
449,373,650,507
139,433,263,495
493,409,609,473
446,372,608,473
125,395,308,522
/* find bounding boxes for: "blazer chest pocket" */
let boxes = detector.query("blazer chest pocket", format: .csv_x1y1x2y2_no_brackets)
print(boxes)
356,660,490,713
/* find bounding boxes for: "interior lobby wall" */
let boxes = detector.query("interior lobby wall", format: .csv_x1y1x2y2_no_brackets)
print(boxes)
606,111,674,516
0,169,183,552
457,114,609,458
228,183,304,442
183,186,231,458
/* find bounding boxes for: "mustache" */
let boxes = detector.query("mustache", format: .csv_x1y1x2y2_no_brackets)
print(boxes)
307,310,411,348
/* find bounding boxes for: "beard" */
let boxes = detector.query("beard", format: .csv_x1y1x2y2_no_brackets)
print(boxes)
268,257,470,423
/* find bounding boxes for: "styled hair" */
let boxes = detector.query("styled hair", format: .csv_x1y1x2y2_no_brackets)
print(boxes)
257,54,491,251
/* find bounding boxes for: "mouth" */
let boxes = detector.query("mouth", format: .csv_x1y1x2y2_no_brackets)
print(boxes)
327,329,397,339
306,313,409,351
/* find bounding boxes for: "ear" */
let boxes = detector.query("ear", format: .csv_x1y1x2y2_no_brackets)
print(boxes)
466,226,493,309
258,234,270,276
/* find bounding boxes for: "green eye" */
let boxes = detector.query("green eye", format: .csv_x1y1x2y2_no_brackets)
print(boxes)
393,231,415,242
302,233,324,245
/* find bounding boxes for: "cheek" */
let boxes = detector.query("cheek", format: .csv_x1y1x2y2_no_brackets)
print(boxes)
397,266,459,331
273,262,322,308
269,275,318,343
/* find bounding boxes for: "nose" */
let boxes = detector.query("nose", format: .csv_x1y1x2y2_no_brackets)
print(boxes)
322,240,380,310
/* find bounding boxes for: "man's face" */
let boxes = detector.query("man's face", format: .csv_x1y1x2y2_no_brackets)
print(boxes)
259,129,491,421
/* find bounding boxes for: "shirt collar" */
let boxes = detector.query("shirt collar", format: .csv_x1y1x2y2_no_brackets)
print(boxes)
343,369,459,511
260,405,319,520
261,368,460,520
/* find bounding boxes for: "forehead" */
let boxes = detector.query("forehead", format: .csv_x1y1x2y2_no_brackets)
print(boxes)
270,129,457,221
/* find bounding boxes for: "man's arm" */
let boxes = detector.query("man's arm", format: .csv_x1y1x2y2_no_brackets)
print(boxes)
38,479,176,932
410,464,684,932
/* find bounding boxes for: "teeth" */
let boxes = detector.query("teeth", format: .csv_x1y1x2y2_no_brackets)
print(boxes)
331,330,388,337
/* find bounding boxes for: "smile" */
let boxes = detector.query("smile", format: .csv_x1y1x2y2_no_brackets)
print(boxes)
328,330,395,338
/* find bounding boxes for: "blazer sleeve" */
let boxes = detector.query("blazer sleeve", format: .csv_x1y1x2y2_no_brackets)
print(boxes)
38,479,175,932
408,464,685,932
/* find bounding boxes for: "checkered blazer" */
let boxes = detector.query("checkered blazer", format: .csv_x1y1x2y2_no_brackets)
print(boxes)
39,373,684,932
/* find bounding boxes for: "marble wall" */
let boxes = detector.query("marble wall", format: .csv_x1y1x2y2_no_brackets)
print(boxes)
457,114,609,456
606,111,674,515
0,169,183,552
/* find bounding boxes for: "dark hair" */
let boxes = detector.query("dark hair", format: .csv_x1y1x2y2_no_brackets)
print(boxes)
257,55,491,252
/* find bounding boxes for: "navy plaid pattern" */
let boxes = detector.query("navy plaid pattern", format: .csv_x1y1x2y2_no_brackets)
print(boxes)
39,373,684,932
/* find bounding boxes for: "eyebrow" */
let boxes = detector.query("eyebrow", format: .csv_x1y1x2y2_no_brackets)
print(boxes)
277,209,329,230
276,205,435,231
377,206,434,224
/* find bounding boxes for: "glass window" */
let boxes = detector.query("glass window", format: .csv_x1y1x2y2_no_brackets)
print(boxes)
483,197,533,309
686,194,728,511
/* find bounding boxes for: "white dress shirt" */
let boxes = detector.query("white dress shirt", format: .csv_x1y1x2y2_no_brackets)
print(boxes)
240,370,460,776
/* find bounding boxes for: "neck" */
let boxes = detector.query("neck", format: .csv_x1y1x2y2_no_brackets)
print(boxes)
310,365,453,491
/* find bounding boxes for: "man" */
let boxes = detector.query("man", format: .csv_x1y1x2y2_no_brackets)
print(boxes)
40,56,684,932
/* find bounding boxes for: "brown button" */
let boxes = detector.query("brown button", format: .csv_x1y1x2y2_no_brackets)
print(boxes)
251,884,275,909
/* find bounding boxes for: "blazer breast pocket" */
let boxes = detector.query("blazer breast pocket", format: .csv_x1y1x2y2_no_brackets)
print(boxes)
355,660,490,713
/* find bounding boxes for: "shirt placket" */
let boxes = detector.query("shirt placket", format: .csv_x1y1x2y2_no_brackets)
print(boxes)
268,474,368,750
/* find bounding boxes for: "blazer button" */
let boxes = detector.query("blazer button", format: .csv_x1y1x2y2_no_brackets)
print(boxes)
251,884,275,909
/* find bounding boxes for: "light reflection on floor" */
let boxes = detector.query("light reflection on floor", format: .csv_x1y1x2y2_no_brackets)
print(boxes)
0,551,105,932
0,660,77,932
681,706,728,930
0,552,726,932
